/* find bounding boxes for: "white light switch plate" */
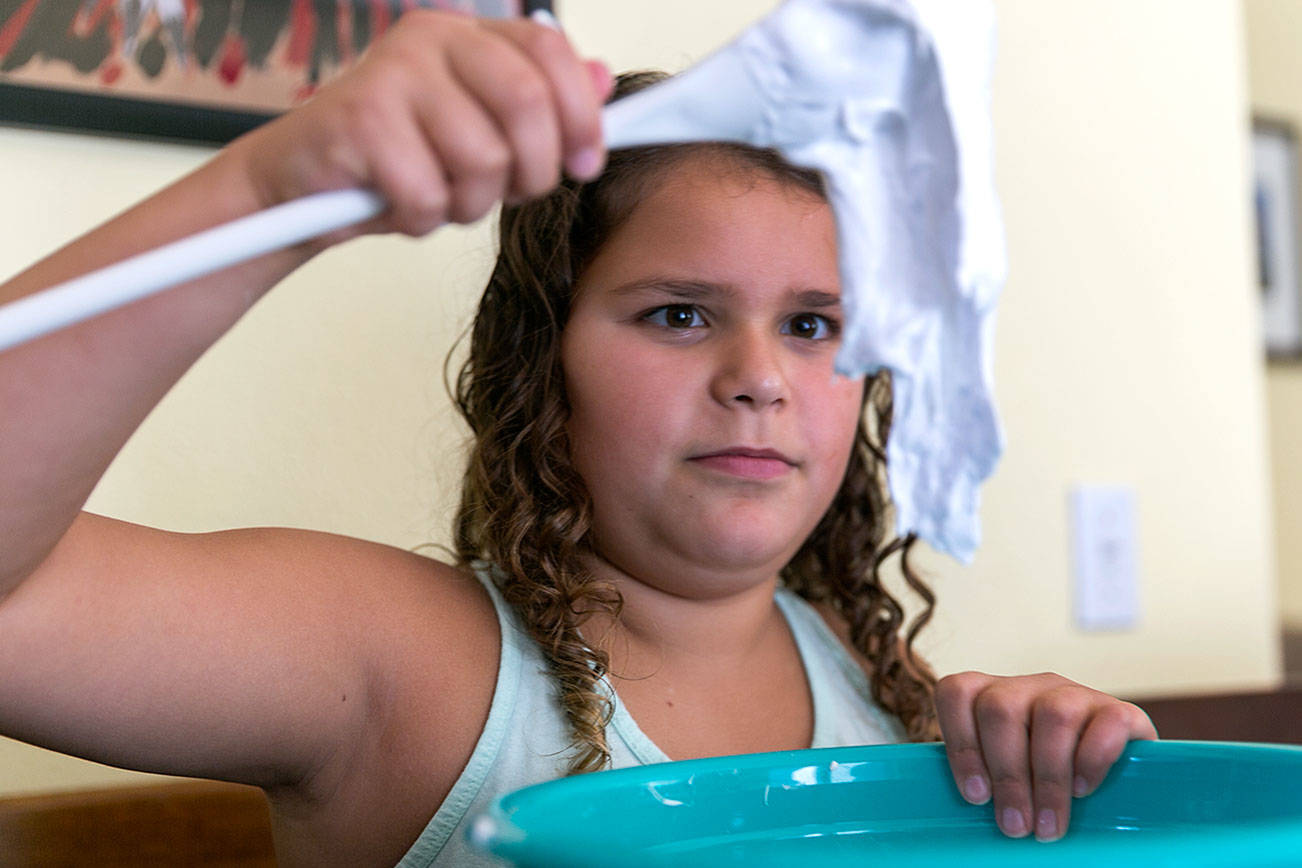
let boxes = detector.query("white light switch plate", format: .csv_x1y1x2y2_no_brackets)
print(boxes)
1070,485,1139,630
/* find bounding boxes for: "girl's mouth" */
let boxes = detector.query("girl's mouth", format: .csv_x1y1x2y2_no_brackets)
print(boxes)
689,447,795,480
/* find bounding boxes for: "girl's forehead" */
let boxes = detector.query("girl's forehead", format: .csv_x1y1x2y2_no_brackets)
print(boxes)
605,163,834,261
638,151,827,210
575,173,841,308
606,164,829,257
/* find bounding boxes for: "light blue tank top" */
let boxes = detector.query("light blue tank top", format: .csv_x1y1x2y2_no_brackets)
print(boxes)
395,567,906,867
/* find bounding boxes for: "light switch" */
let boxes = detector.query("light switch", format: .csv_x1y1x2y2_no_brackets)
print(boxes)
1070,485,1139,630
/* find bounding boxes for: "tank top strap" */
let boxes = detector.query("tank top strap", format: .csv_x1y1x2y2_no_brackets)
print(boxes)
605,679,672,765
395,563,526,868
773,585,906,746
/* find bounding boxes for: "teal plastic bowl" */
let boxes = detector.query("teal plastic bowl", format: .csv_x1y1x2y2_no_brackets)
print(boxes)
468,741,1302,866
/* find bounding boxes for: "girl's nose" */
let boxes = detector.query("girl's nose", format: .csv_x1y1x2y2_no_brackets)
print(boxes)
710,329,788,409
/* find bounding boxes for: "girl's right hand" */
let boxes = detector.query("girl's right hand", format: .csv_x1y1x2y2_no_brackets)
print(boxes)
224,9,612,248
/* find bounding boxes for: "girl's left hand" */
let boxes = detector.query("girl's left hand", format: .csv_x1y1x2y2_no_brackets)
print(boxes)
934,671,1158,843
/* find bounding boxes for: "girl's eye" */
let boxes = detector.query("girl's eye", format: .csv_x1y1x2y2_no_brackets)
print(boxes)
645,305,706,329
782,313,837,340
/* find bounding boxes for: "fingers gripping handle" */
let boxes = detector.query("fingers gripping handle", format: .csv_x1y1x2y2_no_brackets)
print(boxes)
0,80,745,355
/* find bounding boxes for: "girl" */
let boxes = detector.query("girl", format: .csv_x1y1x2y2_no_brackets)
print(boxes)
0,11,1156,866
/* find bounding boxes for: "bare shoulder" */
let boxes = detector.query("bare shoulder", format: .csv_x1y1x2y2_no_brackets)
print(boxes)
211,520,497,642
34,512,498,673
0,513,501,864
0,514,498,823
163,520,504,793
236,525,502,862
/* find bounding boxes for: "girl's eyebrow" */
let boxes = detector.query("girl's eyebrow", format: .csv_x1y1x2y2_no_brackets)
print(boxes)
610,277,718,299
792,289,842,309
611,277,841,308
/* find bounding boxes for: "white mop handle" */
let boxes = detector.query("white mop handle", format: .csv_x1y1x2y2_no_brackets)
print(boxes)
0,97,690,355
0,188,385,353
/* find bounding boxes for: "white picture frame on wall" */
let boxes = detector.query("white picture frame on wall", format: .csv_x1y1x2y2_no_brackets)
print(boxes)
1253,118,1302,359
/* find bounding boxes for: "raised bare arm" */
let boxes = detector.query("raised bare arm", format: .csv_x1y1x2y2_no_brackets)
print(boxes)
0,9,608,796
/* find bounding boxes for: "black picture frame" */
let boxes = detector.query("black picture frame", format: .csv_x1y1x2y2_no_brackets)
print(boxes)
0,0,553,147
1253,116,1302,361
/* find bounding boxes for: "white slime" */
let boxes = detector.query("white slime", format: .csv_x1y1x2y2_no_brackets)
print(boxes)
0,0,1004,562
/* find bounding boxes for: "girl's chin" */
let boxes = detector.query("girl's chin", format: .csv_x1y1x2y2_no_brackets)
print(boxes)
667,532,800,575
607,534,794,575
591,508,818,579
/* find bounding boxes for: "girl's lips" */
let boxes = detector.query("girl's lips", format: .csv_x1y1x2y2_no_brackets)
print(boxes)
690,449,795,480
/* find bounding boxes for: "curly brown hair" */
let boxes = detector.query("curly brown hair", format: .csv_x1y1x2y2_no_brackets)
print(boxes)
452,72,940,775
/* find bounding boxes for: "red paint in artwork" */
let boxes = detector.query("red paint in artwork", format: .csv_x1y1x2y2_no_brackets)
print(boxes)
70,0,116,39
0,0,523,111
218,33,247,85
370,0,392,39
286,0,316,68
336,0,354,66
0,0,41,56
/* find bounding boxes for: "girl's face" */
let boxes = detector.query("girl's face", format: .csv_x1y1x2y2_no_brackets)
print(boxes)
561,155,865,598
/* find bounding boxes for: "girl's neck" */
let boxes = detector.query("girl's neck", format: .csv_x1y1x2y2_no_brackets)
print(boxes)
580,553,786,680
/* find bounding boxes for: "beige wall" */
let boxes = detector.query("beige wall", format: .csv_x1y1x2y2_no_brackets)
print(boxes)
0,0,1280,796
1245,0,1302,629
935,0,1277,690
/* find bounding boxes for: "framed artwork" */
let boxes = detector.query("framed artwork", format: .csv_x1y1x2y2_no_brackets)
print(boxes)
0,0,552,145
1253,117,1302,360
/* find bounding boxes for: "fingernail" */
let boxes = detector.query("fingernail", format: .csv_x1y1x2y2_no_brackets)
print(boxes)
568,147,603,180
1001,807,1027,837
530,8,563,30
1035,809,1059,841
962,775,990,804
1073,775,1089,798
